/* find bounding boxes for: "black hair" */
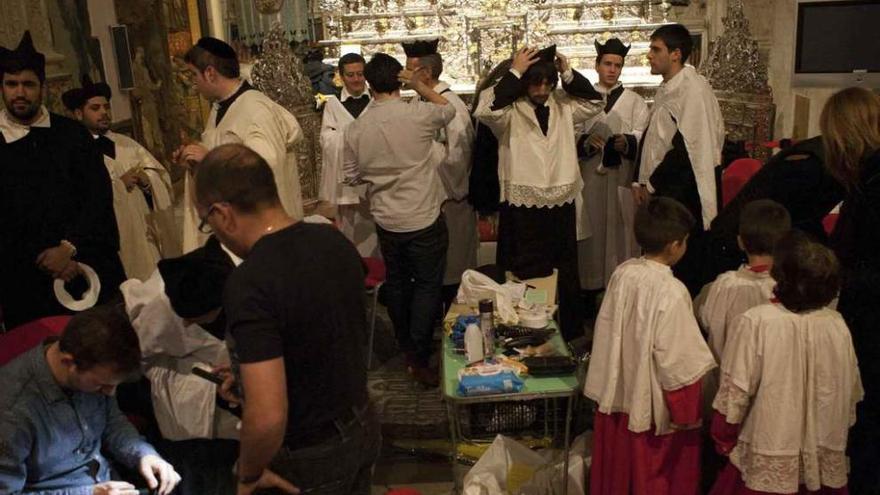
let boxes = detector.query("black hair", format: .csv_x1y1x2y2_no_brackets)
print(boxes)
771,230,840,312
522,61,559,90
338,53,366,73
634,197,695,254
738,199,792,256
183,44,240,79
650,24,693,64
59,304,141,374
364,52,403,94
194,143,280,213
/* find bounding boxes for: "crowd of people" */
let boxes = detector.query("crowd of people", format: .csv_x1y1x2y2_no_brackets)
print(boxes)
0,18,878,495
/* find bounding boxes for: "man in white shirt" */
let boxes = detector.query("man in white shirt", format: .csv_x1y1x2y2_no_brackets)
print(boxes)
319,53,380,257
344,53,456,387
576,38,649,292
175,37,304,253
63,75,178,281
632,24,726,295
403,39,478,310
474,45,603,340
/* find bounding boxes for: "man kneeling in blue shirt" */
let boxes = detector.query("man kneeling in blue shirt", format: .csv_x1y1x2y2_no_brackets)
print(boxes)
0,305,181,495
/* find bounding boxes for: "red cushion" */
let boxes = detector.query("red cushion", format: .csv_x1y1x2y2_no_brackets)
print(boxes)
0,316,72,366
363,257,386,288
722,158,763,207
823,213,840,236
478,218,497,242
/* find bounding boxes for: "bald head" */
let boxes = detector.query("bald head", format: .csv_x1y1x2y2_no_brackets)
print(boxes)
194,143,280,213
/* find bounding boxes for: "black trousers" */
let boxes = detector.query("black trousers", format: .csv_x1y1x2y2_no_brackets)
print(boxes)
376,216,448,367
497,202,584,341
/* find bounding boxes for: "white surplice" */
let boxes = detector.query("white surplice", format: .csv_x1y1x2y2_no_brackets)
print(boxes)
638,66,725,229
182,86,305,252
713,303,863,493
584,257,717,435
695,265,776,361
576,83,649,289
101,131,177,281
418,81,478,285
474,71,603,208
319,89,380,258
121,270,239,441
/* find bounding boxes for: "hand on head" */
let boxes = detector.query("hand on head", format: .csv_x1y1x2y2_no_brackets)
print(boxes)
511,47,541,74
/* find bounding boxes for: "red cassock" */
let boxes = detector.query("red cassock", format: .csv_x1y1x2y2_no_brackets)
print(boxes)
708,412,849,495
590,380,703,495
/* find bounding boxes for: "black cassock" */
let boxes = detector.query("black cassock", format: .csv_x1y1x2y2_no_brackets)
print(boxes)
0,113,125,329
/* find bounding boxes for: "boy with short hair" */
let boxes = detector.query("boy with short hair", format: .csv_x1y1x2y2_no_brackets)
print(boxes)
696,199,791,360
585,197,717,495
710,231,862,494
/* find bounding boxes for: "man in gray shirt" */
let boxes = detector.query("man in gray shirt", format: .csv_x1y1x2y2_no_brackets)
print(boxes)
344,52,456,387
0,305,181,495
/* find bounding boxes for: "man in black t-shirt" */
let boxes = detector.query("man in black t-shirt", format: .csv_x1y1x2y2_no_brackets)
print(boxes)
193,143,379,495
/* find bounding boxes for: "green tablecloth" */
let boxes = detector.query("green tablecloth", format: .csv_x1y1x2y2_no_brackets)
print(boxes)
441,320,579,404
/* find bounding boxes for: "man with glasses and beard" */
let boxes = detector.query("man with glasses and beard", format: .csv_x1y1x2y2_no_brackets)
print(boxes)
0,32,124,329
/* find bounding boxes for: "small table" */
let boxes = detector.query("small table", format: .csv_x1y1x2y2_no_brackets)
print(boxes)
441,304,579,495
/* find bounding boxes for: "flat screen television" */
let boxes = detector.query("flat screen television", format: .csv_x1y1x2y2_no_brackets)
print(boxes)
793,0,880,87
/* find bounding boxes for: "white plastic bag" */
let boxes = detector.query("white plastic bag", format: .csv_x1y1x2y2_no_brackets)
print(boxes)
462,433,590,495
456,270,525,324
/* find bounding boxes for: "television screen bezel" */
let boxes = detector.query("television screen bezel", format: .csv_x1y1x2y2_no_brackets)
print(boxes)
793,0,880,88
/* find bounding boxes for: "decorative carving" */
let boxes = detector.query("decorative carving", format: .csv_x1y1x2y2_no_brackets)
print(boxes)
701,0,770,95
700,0,774,158
255,0,286,15
251,25,323,204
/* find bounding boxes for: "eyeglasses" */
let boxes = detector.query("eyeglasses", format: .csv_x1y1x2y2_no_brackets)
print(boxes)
198,204,219,234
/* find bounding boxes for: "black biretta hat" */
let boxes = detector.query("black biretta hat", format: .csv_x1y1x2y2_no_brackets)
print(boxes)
595,38,631,58
61,74,113,111
401,38,440,58
0,31,46,82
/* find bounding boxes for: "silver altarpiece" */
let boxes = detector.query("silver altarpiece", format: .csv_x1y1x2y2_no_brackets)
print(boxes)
249,0,775,204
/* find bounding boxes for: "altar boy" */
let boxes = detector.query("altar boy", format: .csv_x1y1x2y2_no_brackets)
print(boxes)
584,196,717,495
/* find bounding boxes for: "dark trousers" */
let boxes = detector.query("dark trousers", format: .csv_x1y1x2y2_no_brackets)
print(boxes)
376,216,448,367
497,202,583,341
267,405,382,495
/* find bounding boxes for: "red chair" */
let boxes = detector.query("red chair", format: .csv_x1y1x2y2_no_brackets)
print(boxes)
0,316,72,366
363,256,386,369
722,158,763,207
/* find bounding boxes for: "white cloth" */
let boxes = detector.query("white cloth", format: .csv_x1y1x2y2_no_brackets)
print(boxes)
584,257,717,435
417,81,478,284
576,85,649,289
343,97,455,232
638,66,725,229
713,303,863,493
474,70,603,208
101,131,177,281
121,270,239,441
319,90,369,205
182,88,305,252
0,106,50,142
319,91,381,256
695,265,776,361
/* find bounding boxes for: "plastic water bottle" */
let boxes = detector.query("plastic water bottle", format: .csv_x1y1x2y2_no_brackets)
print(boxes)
464,323,483,364
479,299,495,362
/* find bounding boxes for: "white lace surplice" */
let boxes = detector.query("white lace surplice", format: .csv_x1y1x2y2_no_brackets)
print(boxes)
713,304,863,493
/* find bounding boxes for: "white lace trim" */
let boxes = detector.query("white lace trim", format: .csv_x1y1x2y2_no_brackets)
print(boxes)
503,181,579,208
713,373,751,424
730,443,849,493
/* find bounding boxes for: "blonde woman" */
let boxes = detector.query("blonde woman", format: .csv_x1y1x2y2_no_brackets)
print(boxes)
820,86,880,494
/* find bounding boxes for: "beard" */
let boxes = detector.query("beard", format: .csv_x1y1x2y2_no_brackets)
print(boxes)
5,97,41,122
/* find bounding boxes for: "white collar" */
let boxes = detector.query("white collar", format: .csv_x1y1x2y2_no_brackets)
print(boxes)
642,257,673,274
433,81,450,93
341,86,369,102
594,81,623,95
0,106,51,143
